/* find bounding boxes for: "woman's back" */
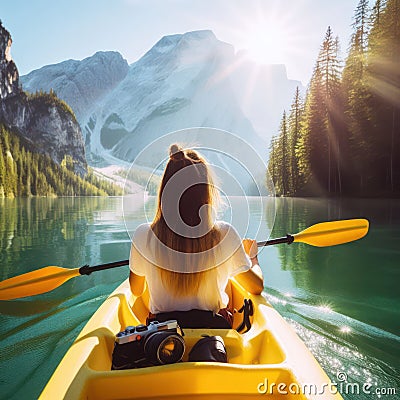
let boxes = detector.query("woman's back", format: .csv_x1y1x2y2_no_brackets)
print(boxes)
130,220,250,314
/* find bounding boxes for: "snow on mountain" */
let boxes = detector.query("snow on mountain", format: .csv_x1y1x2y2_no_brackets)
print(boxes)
21,51,129,122
83,30,263,165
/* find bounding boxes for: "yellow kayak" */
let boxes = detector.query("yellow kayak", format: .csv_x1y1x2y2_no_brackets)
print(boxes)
39,278,343,400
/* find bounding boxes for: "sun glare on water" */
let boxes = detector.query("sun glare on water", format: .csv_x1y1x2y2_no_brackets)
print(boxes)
318,304,333,314
340,326,352,334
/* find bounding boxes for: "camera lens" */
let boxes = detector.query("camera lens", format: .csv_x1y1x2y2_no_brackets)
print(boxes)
145,332,185,365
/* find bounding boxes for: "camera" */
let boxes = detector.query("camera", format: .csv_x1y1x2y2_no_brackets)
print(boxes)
111,320,185,370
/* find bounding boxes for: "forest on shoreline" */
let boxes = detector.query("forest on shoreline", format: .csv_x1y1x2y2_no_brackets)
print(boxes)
268,0,400,198
0,123,123,198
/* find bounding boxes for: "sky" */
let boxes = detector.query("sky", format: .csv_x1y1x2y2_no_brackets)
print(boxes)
1,0,362,85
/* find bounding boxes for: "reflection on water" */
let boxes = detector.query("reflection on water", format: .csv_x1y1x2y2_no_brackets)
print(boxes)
264,198,400,335
0,196,399,400
0,197,118,280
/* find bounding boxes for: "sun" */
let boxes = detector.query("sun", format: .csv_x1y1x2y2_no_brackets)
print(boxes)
238,18,294,65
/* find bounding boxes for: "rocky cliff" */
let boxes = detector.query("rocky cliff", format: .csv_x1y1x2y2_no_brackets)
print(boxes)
0,21,19,99
0,20,87,176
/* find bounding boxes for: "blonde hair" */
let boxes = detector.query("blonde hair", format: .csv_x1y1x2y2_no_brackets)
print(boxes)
151,144,221,296
156,267,209,297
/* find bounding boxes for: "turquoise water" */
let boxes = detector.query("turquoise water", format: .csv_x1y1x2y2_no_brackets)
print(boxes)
0,197,399,399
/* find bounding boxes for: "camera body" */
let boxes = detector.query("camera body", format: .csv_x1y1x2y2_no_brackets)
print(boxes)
111,320,185,370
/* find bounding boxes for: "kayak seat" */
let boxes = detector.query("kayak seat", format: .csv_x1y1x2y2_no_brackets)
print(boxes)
148,309,231,329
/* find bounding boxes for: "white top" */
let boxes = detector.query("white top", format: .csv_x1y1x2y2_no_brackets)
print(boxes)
129,221,251,314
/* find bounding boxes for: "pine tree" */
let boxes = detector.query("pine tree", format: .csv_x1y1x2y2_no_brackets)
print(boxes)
320,30,343,194
280,111,289,196
267,136,279,194
298,27,342,195
288,87,303,194
370,0,387,27
268,112,290,196
297,66,327,194
317,27,342,100
354,0,371,54
342,0,373,194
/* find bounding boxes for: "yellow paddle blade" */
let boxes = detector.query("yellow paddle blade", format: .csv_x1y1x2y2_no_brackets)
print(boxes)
0,266,80,300
293,218,369,247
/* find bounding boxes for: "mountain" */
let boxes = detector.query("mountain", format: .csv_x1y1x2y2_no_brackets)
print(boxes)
21,30,302,167
0,20,87,176
21,51,129,123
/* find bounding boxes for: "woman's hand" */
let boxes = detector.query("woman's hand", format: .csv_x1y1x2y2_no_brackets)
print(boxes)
242,238,258,264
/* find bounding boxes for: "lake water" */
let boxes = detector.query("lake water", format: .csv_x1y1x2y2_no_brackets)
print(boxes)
0,196,399,399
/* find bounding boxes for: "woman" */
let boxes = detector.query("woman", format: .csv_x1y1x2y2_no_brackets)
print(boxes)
129,144,263,327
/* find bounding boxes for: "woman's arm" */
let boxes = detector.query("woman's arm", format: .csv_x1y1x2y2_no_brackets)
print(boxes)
235,257,264,295
129,271,146,297
235,239,264,295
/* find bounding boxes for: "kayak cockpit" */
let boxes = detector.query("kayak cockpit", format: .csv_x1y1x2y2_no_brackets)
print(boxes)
86,279,285,370
39,278,342,399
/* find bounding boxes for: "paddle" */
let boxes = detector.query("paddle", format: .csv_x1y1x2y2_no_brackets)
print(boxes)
257,218,369,247
0,218,369,301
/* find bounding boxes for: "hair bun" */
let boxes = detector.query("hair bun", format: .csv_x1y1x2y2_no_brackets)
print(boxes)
169,144,185,161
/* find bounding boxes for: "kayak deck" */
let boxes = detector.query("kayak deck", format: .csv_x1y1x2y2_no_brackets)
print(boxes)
40,279,342,399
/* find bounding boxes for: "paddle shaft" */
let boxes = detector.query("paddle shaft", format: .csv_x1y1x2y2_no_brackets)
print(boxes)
77,237,294,275
79,260,129,275
256,235,294,247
